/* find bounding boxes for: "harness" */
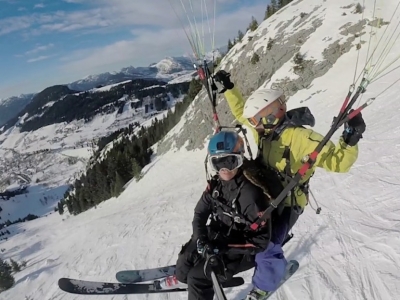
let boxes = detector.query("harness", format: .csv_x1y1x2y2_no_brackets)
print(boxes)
207,176,266,235
256,122,321,216
208,177,247,230
257,122,312,201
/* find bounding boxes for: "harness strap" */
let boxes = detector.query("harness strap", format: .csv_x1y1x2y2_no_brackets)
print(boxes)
210,180,254,233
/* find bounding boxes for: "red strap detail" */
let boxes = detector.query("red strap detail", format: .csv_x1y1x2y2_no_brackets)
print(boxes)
250,223,259,231
348,107,362,119
298,151,318,176
197,68,206,80
165,275,178,287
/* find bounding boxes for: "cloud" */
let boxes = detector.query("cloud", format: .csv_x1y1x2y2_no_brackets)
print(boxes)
27,55,52,63
25,43,54,55
34,3,45,9
0,15,33,36
1,0,259,37
59,2,266,76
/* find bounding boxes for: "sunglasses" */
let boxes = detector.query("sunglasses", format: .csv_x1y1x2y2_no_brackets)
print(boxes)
247,96,285,129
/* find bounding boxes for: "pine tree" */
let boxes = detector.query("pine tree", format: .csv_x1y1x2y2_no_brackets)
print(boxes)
237,30,244,42
113,171,125,196
265,5,273,19
10,258,20,272
227,39,233,51
271,0,277,13
65,198,73,214
131,159,143,182
249,16,258,31
187,79,202,99
0,258,14,292
278,0,290,8
57,202,64,215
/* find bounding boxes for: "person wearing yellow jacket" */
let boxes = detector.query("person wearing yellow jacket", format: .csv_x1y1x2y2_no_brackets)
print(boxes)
213,70,366,300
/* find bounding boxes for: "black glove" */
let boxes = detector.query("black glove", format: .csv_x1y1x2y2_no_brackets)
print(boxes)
342,110,366,146
213,70,234,93
196,237,219,258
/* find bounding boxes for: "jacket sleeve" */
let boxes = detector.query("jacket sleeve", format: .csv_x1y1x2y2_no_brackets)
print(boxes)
192,192,213,241
241,185,271,250
291,127,359,173
224,87,260,145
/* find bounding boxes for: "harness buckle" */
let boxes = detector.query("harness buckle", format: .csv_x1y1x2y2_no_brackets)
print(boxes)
233,216,242,223
212,190,219,198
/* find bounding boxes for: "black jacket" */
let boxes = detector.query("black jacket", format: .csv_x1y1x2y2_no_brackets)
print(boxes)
192,172,271,251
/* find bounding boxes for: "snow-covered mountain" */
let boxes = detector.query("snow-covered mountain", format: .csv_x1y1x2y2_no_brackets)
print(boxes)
1,0,400,300
67,56,199,91
0,77,188,229
0,94,35,127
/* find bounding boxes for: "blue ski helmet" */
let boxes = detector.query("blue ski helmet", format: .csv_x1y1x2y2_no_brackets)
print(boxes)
207,131,245,156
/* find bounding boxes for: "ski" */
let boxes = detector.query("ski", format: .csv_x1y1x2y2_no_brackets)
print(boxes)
116,264,176,283
58,276,244,295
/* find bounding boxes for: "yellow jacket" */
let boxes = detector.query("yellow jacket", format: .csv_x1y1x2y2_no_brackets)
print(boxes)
224,87,359,208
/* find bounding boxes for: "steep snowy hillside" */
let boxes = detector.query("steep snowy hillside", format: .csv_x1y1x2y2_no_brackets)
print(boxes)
1,0,400,300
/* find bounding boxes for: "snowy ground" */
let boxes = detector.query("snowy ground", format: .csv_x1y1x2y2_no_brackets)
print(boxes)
2,0,400,299
2,85,400,300
2,123,400,300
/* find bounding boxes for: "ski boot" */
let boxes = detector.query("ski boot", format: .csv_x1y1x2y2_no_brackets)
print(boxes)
156,275,188,290
245,287,271,300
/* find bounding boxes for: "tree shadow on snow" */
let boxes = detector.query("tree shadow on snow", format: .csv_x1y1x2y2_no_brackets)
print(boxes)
15,262,61,285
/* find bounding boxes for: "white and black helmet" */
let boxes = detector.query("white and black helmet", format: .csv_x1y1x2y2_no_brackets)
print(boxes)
243,88,287,130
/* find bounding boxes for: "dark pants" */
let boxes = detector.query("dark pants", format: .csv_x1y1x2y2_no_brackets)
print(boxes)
175,238,255,300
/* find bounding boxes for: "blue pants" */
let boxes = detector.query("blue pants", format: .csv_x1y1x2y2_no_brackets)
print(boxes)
251,207,299,292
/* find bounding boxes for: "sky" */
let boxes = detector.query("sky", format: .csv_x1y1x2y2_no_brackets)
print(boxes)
0,0,268,99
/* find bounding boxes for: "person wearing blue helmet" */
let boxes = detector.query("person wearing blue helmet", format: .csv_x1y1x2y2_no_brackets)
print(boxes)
158,131,287,300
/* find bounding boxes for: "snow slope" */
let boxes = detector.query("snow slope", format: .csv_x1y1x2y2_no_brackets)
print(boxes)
2,0,400,300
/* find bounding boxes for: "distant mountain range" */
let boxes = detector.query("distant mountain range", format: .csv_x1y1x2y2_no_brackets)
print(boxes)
0,51,225,126
67,55,199,91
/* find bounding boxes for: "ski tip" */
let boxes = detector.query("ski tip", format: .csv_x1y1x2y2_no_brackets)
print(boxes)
116,271,141,283
288,260,299,266
58,278,75,293
287,260,300,274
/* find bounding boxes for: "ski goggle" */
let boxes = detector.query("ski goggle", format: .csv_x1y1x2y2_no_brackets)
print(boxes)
247,97,285,129
209,153,244,172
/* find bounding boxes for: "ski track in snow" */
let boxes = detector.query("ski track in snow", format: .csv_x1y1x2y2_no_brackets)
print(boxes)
2,0,400,299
